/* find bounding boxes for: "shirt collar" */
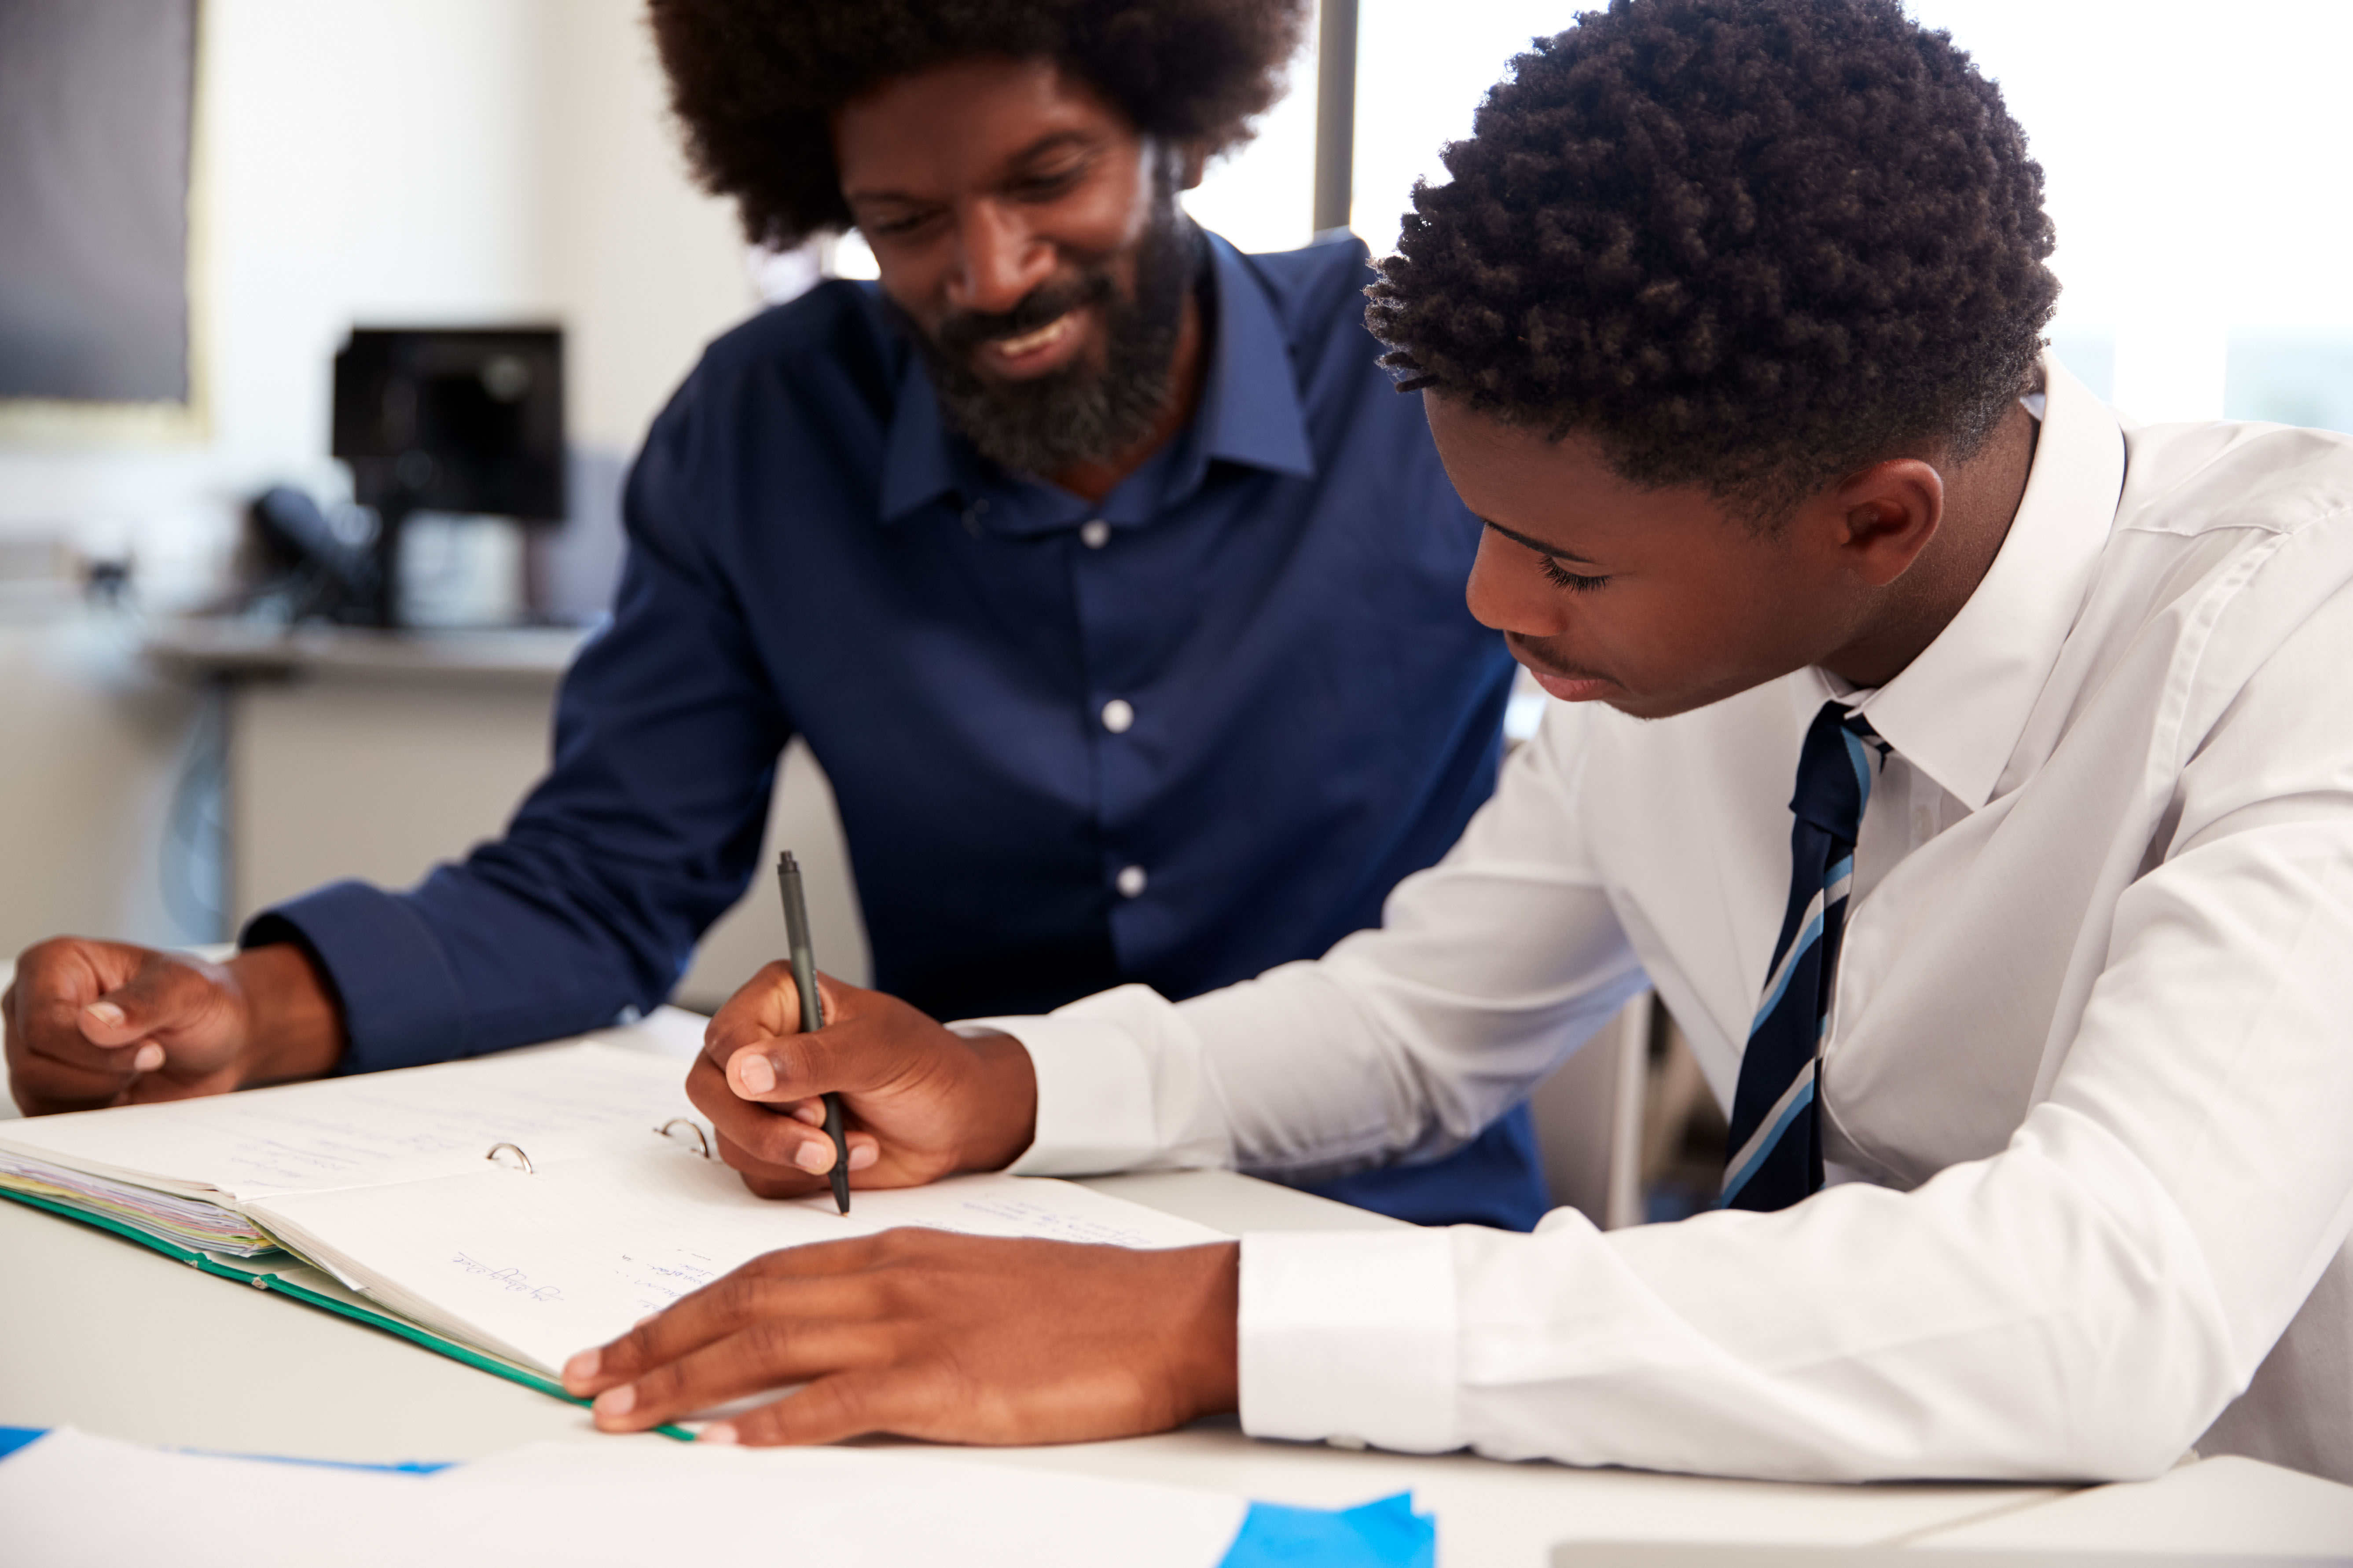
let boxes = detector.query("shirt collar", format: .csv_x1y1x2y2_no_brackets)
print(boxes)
875,232,1316,527
877,335,965,525
1830,354,2127,809
1188,233,1318,484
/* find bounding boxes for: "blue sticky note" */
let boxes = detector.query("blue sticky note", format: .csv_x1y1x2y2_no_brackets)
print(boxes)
1220,1491,1435,1568
0,1427,48,1462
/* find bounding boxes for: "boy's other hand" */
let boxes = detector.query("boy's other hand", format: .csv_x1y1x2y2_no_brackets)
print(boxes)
562,1230,1240,1447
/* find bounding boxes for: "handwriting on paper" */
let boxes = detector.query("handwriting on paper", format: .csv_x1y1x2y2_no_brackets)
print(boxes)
607,1249,722,1315
452,1253,565,1303
0,1043,697,1204
946,1194,1172,1248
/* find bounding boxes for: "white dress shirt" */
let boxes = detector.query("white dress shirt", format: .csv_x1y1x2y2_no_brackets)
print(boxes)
969,357,2353,1484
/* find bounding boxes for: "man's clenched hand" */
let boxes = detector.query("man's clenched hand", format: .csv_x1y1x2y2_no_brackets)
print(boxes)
3,939,344,1115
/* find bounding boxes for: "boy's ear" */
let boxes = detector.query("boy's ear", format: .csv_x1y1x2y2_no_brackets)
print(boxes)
1828,458,1945,588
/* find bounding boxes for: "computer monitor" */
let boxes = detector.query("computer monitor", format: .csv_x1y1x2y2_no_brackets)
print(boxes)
330,327,565,626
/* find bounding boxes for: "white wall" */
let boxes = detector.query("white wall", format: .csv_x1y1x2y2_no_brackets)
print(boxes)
6,0,534,570
0,608,207,956
541,0,754,456
0,0,759,959
0,0,753,554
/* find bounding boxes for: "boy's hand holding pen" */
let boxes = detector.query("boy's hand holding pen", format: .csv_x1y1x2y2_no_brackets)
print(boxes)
589,885,1231,1445
685,852,1043,1205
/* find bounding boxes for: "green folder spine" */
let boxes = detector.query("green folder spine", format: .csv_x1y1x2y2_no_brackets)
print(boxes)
0,1186,692,1443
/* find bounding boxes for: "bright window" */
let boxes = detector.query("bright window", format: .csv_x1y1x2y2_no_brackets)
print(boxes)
1342,0,2353,430
1181,12,1324,254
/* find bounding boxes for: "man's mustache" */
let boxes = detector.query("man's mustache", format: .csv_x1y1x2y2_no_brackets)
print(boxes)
933,268,1121,358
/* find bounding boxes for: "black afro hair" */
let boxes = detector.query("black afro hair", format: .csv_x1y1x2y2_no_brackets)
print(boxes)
647,0,1308,250
1366,0,2059,517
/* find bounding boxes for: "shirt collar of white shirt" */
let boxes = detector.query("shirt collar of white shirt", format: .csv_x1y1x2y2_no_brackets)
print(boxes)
1816,355,2127,810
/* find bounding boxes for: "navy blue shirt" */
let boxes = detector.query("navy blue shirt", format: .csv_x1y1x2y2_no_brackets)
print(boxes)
253,234,1545,1229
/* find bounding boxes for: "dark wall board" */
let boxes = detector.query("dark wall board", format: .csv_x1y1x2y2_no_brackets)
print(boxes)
0,0,198,404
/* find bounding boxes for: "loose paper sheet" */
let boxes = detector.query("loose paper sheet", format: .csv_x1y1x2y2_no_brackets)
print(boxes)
0,1427,1252,1568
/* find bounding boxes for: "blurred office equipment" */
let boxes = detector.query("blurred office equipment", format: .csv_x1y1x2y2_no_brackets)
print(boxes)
329,328,566,626
242,487,381,625
0,0,196,407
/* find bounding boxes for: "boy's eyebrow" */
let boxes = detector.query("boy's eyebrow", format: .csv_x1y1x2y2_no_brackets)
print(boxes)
1479,516,1601,565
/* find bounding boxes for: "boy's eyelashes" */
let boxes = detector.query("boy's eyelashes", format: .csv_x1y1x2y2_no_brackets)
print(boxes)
1539,554,1611,593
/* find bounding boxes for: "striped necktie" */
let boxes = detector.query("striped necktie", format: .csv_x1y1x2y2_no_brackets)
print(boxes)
1719,700,1886,1212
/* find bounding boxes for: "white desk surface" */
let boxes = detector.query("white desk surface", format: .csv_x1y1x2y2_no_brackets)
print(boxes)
2,1000,2345,1561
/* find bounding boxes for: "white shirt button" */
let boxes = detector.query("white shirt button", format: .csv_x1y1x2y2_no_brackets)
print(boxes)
1116,865,1147,898
1100,698,1134,734
1079,519,1111,549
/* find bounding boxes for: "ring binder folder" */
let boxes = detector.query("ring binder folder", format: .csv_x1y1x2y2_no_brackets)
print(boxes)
656,1119,713,1159
0,1037,1226,1445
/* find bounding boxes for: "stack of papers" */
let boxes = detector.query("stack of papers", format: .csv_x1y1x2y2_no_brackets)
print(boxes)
0,1155,273,1253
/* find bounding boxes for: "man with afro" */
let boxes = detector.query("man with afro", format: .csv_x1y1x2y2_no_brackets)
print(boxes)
566,0,2353,1484
7,3,1548,1229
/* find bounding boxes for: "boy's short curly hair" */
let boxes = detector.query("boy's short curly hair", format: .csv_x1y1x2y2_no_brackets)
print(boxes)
647,0,1308,250
1366,0,2059,519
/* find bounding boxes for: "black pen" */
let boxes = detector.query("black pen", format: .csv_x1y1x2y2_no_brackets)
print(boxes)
776,850,851,1214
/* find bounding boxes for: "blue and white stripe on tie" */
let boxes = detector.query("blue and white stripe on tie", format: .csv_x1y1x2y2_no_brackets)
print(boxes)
1718,702,1885,1212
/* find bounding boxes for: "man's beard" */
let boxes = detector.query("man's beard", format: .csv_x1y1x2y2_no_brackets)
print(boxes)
893,204,1204,480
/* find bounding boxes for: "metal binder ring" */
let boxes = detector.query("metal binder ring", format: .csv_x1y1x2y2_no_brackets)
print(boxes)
657,1118,713,1159
485,1142,535,1174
